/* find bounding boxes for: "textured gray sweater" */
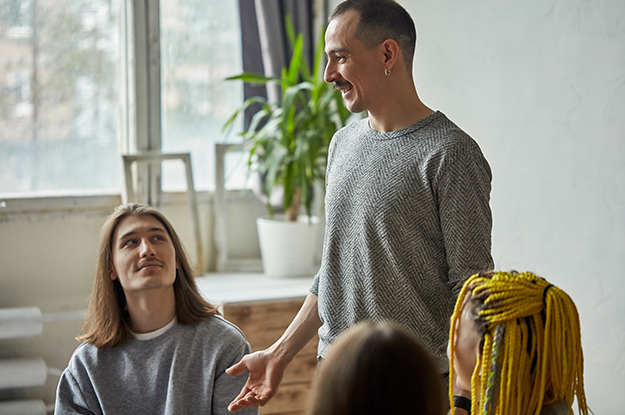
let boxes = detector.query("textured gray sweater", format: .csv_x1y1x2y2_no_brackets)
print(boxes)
311,111,493,371
55,316,258,415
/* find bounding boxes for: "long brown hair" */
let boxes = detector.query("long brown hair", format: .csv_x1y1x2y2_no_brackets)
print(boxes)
307,321,444,415
78,203,218,348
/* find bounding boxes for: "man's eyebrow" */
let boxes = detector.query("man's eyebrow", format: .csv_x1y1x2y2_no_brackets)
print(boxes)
117,227,166,242
326,47,348,55
118,230,136,242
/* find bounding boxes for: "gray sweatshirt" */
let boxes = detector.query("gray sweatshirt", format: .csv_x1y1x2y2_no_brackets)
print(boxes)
55,315,258,415
311,112,493,371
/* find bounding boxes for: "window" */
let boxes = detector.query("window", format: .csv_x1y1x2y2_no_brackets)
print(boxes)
0,0,120,197
160,0,244,192
0,0,246,201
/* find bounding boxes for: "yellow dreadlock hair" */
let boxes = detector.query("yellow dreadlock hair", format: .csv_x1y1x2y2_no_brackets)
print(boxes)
448,271,589,415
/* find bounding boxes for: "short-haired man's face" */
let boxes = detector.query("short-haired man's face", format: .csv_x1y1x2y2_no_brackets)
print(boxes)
110,215,177,295
324,10,386,114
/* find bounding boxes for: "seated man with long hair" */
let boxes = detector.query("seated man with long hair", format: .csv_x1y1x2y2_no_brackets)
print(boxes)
448,271,590,415
55,203,257,415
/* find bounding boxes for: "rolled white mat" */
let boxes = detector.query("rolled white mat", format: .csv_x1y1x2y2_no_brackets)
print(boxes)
0,358,47,390
0,399,46,415
0,307,43,340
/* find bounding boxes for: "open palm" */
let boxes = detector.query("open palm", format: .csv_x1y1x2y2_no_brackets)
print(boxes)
226,350,288,412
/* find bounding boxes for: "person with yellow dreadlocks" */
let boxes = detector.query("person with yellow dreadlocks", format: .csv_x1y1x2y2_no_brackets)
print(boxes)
447,271,589,415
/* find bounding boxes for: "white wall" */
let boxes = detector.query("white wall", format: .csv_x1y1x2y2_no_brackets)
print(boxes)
402,0,623,413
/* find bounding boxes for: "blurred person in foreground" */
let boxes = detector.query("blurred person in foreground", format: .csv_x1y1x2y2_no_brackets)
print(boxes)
307,321,444,415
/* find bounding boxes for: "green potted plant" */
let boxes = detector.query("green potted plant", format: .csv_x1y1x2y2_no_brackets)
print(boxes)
223,19,350,277
223,19,350,221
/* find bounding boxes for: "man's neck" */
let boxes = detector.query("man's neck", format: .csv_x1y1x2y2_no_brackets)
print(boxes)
126,287,177,334
368,94,433,133
367,73,433,132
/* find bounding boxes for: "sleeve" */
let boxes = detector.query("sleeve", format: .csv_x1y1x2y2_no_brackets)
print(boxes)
437,142,494,297
55,368,96,415
211,341,258,415
310,273,320,296
310,128,340,298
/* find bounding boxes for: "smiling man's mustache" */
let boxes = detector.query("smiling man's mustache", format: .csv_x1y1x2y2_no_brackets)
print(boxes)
334,81,352,89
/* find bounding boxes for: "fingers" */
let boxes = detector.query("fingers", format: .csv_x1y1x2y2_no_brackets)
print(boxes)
227,388,253,412
226,351,280,412
228,392,270,412
225,360,247,377
229,400,247,412
229,387,252,408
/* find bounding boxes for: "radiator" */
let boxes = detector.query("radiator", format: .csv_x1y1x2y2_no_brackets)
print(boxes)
0,307,85,415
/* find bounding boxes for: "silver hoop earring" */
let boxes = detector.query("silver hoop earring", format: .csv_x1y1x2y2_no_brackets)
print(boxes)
384,68,391,76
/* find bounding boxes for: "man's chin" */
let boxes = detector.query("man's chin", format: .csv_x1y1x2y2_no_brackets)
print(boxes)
345,100,363,114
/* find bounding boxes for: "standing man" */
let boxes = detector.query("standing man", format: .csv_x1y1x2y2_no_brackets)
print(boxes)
227,0,493,411
55,203,258,415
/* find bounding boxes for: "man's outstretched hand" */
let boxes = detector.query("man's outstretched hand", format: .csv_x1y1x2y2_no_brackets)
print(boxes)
226,349,289,412
227,292,320,412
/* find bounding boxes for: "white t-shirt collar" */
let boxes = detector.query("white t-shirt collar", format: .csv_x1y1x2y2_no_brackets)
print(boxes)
131,316,177,341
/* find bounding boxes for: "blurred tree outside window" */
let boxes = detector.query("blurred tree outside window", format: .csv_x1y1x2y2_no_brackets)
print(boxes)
0,0,246,199
160,0,246,192
0,0,120,197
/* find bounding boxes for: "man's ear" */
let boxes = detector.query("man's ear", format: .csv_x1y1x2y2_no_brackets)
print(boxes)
381,38,400,70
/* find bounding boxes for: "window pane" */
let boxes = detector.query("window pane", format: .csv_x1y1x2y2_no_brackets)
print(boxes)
224,150,250,190
160,0,243,192
0,0,120,197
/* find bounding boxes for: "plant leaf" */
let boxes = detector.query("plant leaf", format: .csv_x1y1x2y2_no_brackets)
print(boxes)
226,72,277,85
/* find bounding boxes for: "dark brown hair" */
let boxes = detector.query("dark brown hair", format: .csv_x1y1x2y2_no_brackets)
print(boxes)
78,203,218,348
307,321,444,415
329,0,417,70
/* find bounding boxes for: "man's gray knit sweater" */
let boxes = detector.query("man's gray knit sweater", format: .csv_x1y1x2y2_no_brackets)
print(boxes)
310,111,493,372
55,316,257,415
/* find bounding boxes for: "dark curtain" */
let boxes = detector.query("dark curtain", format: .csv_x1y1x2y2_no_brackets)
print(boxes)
237,0,314,129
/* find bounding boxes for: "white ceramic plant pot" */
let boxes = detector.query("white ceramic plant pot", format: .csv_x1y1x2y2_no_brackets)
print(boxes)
256,215,320,277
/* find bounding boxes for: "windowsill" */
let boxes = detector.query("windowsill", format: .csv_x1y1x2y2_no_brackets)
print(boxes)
195,272,315,304
0,189,257,218
0,193,123,215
